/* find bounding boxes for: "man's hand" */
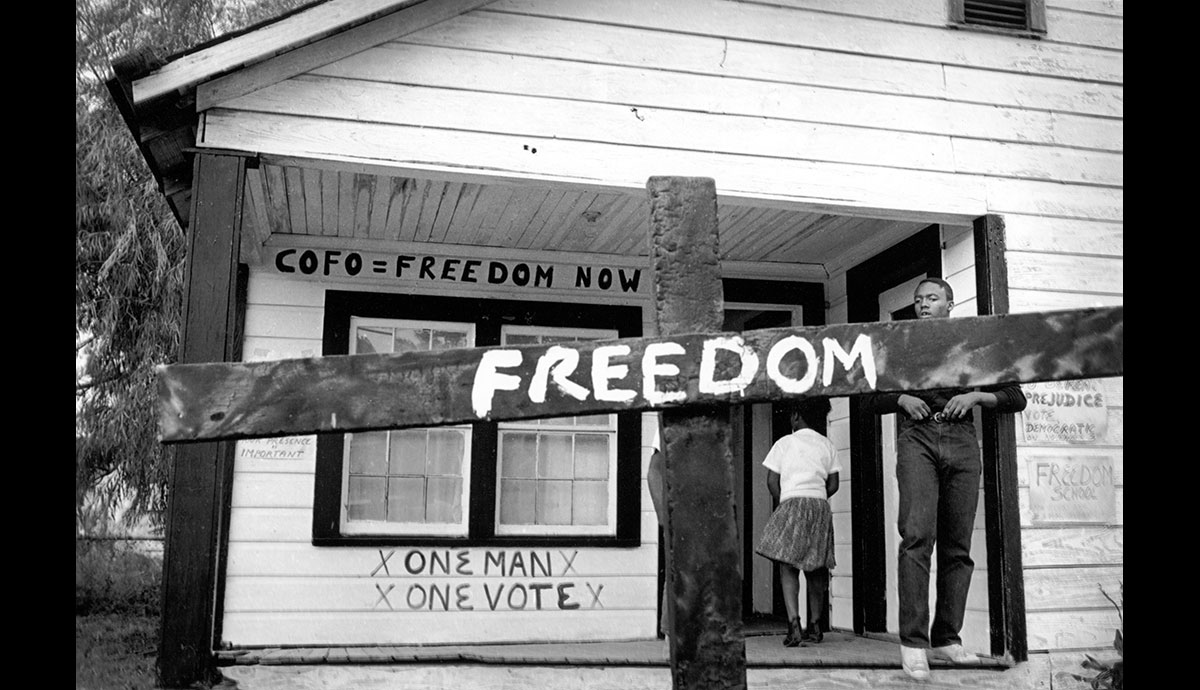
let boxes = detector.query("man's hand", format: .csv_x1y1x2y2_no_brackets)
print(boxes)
943,392,984,419
897,394,930,420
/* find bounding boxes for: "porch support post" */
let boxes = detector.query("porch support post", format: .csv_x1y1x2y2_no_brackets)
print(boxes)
974,213,1029,662
158,151,248,687
647,176,747,689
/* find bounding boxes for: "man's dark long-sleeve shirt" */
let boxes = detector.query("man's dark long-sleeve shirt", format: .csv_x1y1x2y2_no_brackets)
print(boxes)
862,384,1027,422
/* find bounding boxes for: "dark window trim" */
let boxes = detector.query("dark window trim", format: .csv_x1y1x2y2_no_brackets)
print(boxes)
311,290,643,548
948,0,1047,38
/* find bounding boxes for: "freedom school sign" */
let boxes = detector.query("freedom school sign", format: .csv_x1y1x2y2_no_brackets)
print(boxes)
156,305,1123,444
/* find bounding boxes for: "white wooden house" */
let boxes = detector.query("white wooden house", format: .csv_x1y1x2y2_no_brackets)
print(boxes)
108,1,1122,687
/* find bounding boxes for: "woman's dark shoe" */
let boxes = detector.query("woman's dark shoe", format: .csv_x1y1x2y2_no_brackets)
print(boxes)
783,618,805,647
802,621,824,644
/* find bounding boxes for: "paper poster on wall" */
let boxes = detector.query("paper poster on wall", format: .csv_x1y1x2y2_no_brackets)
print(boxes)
1019,380,1108,445
1027,455,1116,524
236,435,316,461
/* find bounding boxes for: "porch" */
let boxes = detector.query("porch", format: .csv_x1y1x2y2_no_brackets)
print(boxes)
211,622,1067,690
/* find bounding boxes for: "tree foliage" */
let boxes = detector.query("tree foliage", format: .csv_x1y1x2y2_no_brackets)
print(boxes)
76,0,310,529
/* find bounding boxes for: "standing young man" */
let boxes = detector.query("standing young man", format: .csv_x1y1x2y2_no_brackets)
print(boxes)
864,277,1027,682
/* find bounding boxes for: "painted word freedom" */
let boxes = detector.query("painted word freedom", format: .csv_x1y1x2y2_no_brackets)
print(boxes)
471,333,876,417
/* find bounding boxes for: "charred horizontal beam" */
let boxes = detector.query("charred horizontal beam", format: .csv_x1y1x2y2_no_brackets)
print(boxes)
157,305,1122,444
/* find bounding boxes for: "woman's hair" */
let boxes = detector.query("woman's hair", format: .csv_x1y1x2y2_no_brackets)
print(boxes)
790,397,832,428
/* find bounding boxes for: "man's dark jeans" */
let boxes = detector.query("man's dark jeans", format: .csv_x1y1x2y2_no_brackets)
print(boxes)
895,417,981,649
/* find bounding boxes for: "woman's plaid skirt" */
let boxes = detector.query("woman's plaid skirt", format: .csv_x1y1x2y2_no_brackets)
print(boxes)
755,496,836,572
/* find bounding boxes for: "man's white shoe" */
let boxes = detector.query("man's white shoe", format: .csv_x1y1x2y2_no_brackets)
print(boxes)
929,643,979,663
900,646,930,681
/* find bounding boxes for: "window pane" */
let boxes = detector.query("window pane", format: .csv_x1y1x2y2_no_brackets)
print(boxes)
392,327,428,353
388,430,427,475
504,333,540,345
537,434,574,479
348,432,388,475
347,476,387,521
573,414,610,427
574,434,610,479
500,479,536,524
433,330,469,350
387,477,426,522
501,433,537,478
426,429,465,475
355,326,392,355
573,481,608,525
536,480,572,524
539,416,576,428
426,476,463,523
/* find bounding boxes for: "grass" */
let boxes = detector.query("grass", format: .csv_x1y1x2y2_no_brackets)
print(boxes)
76,613,160,690
76,539,164,690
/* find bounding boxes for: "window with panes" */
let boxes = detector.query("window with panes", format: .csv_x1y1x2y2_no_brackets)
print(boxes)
496,325,619,536
312,291,642,547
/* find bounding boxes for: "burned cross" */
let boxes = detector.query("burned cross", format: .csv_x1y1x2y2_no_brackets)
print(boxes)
156,177,1123,690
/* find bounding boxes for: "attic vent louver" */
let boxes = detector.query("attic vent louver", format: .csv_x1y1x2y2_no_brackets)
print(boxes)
962,0,1029,30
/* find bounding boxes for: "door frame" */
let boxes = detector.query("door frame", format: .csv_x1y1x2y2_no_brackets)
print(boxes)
844,217,1027,660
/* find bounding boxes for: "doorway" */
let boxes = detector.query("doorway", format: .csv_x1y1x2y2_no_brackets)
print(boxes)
843,217,1027,660
845,224,942,635
722,277,825,626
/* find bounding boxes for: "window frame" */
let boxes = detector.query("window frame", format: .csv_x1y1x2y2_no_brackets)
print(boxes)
312,290,643,548
494,324,621,537
339,317,476,537
948,0,1046,38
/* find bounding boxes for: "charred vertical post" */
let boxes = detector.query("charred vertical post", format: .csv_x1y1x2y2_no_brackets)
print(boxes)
647,176,747,690
158,151,248,688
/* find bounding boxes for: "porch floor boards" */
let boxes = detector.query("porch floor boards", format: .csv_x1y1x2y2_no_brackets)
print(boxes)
215,625,1012,670
213,630,1079,690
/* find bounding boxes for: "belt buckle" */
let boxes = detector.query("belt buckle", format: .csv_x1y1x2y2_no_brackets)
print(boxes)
931,411,949,423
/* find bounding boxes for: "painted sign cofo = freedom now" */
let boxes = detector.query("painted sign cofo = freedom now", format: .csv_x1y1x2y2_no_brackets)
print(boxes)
155,307,1123,444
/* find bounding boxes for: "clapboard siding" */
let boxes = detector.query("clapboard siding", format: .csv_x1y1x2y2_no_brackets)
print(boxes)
1027,610,1122,650
203,108,991,220
206,0,1121,655
1006,253,1123,294
221,609,656,647
227,506,660,545
220,267,663,647
739,1,1123,51
232,472,314,508
224,575,656,612
1044,7,1124,50
225,542,660,578
942,65,1121,118
241,335,321,362
230,75,963,173
985,179,1122,221
486,1,1120,82
314,44,1121,152
1009,289,1123,312
1049,0,1122,18
1021,527,1122,567
1001,216,1123,257
1023,566,1123,611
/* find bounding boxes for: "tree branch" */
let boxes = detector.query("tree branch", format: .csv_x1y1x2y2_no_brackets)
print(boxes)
77,367,129,393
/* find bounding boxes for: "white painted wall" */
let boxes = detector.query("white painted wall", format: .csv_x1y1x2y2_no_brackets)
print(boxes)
204,0,1121,653
222,267,661,647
